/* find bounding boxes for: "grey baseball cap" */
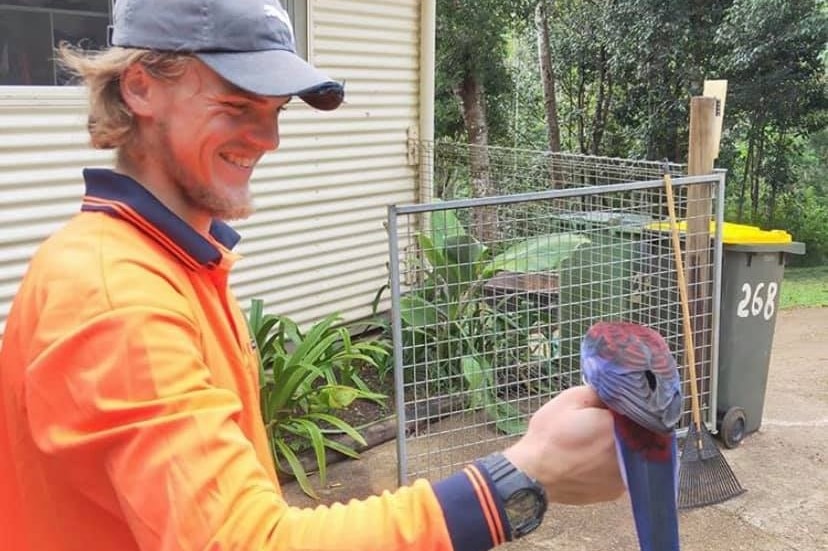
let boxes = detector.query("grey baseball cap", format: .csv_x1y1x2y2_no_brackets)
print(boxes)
110,0,344,110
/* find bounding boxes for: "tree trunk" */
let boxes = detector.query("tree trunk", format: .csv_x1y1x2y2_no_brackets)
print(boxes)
768,181,777,225
767,129,786,224
751,126,766,221
577,64,587,154
453,72,497,242
536,0,561,153
562,69,575,151
590,45,611,156
737,119,758,222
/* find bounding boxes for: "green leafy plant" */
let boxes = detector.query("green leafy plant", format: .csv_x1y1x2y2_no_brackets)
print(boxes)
248,299,387,498
394,209,590,433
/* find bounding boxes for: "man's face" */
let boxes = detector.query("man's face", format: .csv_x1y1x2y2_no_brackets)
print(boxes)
145,60,289,221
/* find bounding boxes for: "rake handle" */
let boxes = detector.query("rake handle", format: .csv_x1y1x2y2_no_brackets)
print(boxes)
663,172,703,431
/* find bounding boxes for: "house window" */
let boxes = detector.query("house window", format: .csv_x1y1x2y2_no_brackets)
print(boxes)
0,1,111,85
280,0,308,60
0,1,309,86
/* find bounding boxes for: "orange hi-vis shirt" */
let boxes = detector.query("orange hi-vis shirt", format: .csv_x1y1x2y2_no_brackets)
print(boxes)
0,169,512,551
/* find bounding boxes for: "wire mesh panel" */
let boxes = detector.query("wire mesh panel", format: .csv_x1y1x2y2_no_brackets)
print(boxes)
432,142,690,197
389,143,725,483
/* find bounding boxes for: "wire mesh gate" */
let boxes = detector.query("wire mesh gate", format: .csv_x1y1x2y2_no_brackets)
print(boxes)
388,144,725,483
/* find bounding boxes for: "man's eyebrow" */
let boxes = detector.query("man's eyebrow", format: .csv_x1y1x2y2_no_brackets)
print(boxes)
221,86,268,104
219,85,292,106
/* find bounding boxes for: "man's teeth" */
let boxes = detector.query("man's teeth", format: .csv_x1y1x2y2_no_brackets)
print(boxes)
223,154,255,168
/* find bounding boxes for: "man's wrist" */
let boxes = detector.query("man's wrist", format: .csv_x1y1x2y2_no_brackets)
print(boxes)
477,452,548,539
431,467,510,551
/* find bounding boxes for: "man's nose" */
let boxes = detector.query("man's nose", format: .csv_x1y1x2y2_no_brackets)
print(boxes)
246,116,280,151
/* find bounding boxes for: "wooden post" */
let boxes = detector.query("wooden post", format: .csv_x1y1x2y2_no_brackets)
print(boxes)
703,80,728,159
683,95,718,426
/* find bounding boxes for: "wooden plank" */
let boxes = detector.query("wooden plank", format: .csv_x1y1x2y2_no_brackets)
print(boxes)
703,80,728,161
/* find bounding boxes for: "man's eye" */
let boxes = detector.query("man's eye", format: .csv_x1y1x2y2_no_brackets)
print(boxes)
222,101,248,111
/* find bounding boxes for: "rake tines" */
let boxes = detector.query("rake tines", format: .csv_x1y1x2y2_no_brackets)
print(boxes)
678,423,746,509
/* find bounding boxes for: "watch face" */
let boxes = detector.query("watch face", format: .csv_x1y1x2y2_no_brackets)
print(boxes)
505,488,545,535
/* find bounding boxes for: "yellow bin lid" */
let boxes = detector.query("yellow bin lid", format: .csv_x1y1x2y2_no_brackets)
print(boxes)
646,221,793,245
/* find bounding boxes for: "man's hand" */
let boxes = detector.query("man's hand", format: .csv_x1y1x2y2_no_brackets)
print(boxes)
503,385,625,505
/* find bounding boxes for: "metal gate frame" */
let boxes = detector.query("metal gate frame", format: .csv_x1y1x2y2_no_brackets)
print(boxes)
388,171,726,484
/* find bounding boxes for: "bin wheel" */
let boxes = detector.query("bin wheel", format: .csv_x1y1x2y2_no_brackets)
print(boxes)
719,407,747,449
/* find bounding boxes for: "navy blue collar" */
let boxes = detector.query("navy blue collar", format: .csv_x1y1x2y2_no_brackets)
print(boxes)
81,168,241,267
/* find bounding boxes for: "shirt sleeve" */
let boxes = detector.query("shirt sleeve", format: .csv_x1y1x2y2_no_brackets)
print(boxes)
23,305,509,551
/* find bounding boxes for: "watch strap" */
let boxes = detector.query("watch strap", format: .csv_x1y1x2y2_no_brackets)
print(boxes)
477,452,548,539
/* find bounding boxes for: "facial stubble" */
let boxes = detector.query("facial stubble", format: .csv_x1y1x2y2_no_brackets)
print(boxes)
157,121,255,221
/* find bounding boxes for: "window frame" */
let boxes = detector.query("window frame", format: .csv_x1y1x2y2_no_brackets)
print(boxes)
281,0,310,61
0,0,311,87
0,1,111,86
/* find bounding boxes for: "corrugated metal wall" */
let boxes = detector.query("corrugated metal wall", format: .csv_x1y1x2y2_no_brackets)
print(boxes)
0,88,114,337
0,0,423,337
232,0,421,326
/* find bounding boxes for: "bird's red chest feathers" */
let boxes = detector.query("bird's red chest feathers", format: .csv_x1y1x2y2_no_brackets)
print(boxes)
612,411,673,462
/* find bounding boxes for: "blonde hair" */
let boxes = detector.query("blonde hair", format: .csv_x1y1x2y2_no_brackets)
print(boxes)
57,44,193,149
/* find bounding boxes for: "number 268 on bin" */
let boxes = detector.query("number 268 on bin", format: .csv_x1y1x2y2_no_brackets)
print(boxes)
736,282,778,321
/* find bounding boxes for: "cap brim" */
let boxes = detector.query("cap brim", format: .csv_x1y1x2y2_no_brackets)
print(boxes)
196,50,344,111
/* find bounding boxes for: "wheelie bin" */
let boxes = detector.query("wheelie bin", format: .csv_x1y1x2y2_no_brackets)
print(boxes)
715,224,805,448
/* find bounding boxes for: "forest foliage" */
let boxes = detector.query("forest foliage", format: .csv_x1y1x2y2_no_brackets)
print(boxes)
436,0,828,264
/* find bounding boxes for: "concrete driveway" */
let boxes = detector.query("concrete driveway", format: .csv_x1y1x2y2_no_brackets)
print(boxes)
283,307,828,551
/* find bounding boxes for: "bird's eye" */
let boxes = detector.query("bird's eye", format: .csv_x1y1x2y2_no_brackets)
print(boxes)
644,370,657,391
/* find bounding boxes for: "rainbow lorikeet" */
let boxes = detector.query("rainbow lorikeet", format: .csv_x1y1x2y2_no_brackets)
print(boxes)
581,321,683,551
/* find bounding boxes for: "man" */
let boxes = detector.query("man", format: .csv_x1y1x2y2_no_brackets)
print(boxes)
0,1,624,550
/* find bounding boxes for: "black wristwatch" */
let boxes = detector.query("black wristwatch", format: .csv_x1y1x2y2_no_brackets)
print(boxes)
478,452,548,539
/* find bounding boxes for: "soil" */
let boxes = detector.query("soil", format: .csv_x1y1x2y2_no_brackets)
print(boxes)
337,364,396,428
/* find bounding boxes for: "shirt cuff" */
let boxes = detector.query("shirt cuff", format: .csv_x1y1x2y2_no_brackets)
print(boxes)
431,463,511,551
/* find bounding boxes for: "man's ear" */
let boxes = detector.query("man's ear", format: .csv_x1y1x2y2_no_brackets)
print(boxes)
120,63,156,118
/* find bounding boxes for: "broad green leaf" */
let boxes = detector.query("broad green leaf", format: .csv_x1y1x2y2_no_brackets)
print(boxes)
322,437,361,459
417,233,445,272
330,351,381,370
399,295,442,328
461,355,487,408
279,316,302,347
316,385,360,409
269,363,322,411
430,207,468,251
248,298,264,334
371,283,389,314
337,327,353,363
273,438,317,499
308,412,367,446
260,386,274,421
483,233,591,277
259,317,283,348
301,332,343,369
350,374,387,403
284,315,339,369
292,418,328,485
442,234,488,287
254,315,280,345
443,234,487,266
418,232,464,288
355,343,390,358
